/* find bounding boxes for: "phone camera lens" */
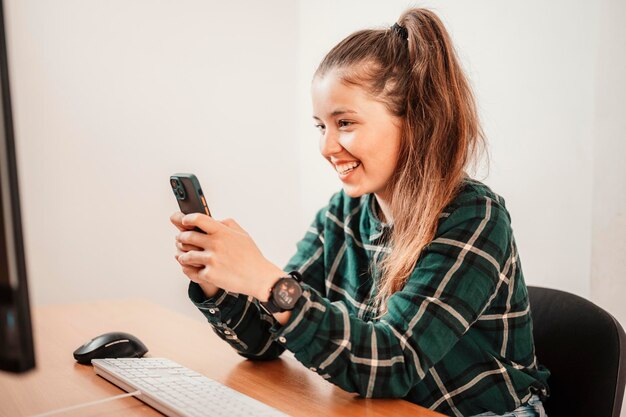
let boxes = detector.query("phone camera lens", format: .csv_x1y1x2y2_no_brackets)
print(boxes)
177,188,185,198
170,179,178,187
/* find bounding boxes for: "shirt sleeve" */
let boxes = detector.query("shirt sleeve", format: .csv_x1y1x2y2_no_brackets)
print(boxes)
283,205,328,292
187,204,329,360
188,282,285,360
269,196,511,398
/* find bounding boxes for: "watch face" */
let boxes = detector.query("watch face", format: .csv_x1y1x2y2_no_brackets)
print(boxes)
273,278,303,310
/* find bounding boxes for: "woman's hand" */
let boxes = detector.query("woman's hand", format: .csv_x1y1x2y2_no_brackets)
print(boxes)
170,211,219,297
175,213,284,301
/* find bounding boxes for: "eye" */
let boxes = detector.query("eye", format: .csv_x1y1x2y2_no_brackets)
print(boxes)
338,120,354,128
314,123,326,132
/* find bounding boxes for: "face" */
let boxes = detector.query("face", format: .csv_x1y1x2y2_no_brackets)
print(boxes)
312,70,402,202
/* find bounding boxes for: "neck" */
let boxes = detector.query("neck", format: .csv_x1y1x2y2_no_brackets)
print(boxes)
374,192,393,224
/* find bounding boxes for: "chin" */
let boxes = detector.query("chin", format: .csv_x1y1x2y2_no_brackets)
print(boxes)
341,184,368,198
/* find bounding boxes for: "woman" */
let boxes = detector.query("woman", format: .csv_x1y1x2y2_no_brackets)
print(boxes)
171,7,550,417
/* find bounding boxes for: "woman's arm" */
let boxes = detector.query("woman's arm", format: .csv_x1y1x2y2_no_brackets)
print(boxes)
174,207,329,360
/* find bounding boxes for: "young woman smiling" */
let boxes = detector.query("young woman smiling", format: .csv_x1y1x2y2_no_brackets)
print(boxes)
171,7,550,417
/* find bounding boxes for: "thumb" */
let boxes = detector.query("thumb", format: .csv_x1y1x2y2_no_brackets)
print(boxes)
182,213,222,235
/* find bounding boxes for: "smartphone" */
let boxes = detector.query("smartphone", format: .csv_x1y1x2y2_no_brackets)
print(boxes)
170,173,211,223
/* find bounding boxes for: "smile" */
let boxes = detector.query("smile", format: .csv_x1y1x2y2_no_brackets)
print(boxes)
335,161,361,175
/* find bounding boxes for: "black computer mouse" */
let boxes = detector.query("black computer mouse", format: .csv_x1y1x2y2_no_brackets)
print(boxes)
73,331,148,365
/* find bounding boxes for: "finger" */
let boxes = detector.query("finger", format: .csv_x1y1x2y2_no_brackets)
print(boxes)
176,250,205,268
198,265,213,283
182,213,222,235
177,230,210,248
182,265,202,282
176,241,202,252
170,212,193,232
179,250,212,267
220,218,246,233
174,249,187,265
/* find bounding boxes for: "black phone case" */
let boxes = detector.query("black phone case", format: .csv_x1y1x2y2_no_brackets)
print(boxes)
170,173,211,217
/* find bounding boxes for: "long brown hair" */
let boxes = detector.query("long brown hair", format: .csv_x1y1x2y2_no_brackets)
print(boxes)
315,8,485,314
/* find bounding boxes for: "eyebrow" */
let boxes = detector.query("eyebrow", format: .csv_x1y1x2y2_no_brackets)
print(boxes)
313,109,357,120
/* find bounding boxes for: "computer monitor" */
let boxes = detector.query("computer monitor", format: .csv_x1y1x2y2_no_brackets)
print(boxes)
0,0,35,373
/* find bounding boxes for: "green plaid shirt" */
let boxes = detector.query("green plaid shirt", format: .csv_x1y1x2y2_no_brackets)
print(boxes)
188,179,550,416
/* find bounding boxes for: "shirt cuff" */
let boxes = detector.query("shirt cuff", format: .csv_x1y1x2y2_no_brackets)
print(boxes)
269,283,327,352
188,282,241,322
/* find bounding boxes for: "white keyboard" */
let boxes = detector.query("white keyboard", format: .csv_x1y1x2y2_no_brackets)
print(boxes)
92,358,290,417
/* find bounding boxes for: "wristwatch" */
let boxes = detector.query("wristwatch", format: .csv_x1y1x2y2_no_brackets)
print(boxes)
260,271,303,314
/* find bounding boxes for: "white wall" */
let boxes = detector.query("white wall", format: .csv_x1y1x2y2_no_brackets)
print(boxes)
6,0,302,318
591,2,626,410
591,0,626,331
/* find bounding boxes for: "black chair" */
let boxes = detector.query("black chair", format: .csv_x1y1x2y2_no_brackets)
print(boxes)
527,286,626,417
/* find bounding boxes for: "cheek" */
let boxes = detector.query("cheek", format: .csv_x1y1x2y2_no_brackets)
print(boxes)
379,155,399,182
370,137,401,182
384,128,402,165
370,137,400,168
388,141,402,170
337,132,358,151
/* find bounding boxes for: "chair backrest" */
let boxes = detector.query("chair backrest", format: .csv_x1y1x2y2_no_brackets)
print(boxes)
527,286,626,417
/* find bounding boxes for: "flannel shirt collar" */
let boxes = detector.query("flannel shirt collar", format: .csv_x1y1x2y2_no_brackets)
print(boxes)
365,193,393,243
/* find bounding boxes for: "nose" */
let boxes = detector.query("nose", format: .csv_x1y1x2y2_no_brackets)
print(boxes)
319,129,343,158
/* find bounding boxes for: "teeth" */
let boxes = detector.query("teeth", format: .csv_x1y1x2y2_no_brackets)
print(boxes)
335,161,361,175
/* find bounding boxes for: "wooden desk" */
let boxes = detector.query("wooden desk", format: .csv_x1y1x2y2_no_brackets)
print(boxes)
0,299,443,417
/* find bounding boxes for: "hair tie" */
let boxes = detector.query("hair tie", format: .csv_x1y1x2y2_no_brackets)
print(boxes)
391,23,408,41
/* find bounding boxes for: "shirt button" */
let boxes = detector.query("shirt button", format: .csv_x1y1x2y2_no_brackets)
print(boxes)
208,309,215,314
309,367,317,372
278,336,287,344
224,330,231,335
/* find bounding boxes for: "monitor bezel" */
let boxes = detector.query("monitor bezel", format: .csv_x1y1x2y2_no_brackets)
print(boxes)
0,0,35,373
